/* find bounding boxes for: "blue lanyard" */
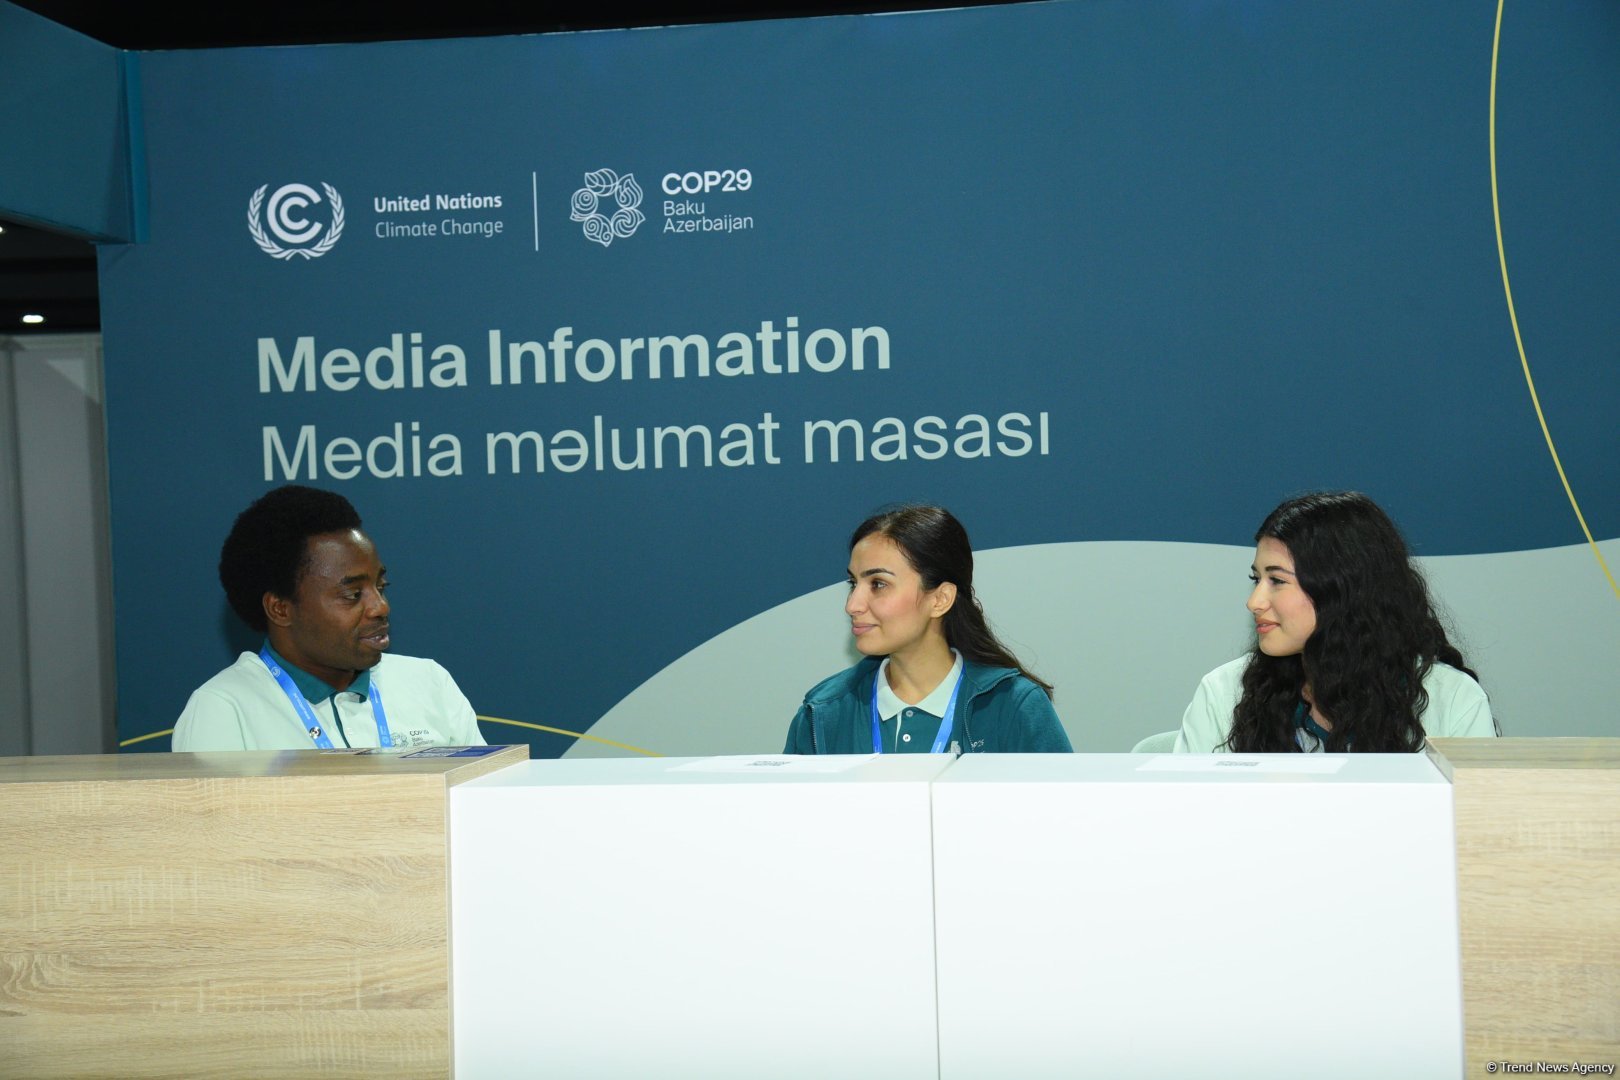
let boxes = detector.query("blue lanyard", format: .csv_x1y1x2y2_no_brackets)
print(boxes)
259,645,393,749
870,663,964,754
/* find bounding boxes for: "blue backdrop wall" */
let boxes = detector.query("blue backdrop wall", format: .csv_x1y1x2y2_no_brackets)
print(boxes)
0,1,137,240
97,0,1620,753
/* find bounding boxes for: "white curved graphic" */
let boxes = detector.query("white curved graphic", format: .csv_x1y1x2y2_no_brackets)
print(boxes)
568,539,1620,757
248,182,345,260
569,169,644,247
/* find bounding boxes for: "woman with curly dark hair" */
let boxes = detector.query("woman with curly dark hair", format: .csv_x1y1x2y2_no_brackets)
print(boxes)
1175,491,1498,753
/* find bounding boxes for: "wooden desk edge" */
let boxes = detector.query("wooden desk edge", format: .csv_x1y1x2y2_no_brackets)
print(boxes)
1427,737,1620,775
0,744,529,786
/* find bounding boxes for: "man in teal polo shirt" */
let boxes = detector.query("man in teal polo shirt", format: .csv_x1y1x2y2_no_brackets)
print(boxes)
173,485,485,752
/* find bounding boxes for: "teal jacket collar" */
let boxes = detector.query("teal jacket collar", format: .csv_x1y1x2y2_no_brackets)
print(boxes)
263,641,372,704
803,654,1017,709
785,654,1070,755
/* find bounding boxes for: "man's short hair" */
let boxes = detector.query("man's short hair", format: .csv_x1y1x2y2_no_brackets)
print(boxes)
218,485,363,632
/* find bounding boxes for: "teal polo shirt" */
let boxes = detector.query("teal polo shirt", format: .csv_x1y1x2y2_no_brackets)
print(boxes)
263,642,371,747
873,652,963,754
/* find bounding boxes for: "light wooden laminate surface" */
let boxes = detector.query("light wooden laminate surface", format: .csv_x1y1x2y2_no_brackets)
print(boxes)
1,745,525,1079
1427,738,1620,1070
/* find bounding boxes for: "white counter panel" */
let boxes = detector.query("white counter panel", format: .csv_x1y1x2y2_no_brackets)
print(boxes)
931,753,1464,1080
451,754,951,1079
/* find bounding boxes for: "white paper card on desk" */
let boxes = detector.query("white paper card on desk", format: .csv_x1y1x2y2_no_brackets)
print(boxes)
1136,755,1348,774
669,754,878,774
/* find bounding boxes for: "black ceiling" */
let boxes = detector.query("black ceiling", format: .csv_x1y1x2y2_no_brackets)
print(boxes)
11,1,1008,50
3,0,1016,334
0,220,100,333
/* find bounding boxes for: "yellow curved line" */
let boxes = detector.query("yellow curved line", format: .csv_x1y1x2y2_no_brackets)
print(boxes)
1490,0,1620,601
477,715,664,757
119,728,174,747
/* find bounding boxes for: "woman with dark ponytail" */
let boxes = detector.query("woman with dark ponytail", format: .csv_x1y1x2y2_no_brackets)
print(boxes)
1176,491,1497,753
784,505,1071,754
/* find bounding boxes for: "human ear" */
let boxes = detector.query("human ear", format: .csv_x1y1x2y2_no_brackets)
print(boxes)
930,581,958,618
263,591,294,628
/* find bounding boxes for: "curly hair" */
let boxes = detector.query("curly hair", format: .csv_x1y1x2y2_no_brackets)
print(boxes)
852,504,1053,698
1227,491,1479,752
218,485,363,632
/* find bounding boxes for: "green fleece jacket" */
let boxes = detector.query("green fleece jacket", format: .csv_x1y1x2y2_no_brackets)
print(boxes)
783,656,1072,754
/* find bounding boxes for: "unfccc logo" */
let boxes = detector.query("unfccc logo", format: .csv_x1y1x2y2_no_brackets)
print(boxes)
569,169,644,247
248,182,345,260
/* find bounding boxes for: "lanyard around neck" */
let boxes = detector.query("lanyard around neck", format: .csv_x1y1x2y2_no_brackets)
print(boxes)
1292,700,1338,752
870,663,964,754
259,645,392,749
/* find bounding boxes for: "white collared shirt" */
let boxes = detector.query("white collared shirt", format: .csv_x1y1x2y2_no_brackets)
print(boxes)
173,651,486,751
875,650,963,748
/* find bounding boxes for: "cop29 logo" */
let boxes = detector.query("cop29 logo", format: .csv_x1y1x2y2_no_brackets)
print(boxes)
248,182,345,260
569,169,644,247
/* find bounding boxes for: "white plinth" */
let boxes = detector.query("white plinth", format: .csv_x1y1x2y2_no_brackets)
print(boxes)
450,754,953,1079
931,753,1464,1080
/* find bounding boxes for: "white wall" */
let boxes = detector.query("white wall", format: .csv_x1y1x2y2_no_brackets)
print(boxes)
0,332,115,755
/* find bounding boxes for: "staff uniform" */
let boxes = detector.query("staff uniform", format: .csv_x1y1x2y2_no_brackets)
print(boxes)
784,654,1071,754
174,647,485,751
1173,655,1496,753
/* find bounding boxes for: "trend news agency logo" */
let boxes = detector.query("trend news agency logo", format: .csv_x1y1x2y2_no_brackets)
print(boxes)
569,169,644,247
248,182,345,260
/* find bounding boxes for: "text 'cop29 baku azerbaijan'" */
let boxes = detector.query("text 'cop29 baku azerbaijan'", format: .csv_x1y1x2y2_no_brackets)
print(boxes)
253,318,1053,481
